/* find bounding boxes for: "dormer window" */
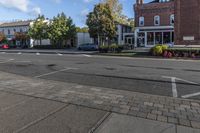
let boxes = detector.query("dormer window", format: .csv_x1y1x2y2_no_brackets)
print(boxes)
154,15,160,26
170,14,174,25
139,17,144,26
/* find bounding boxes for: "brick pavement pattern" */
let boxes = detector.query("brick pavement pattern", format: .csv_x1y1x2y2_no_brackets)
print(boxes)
0,72,200,129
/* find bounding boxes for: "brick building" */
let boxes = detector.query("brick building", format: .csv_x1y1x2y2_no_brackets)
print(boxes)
175,0,200,46
134,0,175,47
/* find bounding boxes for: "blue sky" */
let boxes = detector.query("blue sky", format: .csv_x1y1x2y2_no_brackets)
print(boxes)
0,0,151,27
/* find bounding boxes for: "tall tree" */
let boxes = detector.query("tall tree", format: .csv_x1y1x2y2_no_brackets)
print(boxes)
103,0,132,25
86,3,116,45
28,15,48,45
103,0,122,20
0,32,6,43
48,12,76,47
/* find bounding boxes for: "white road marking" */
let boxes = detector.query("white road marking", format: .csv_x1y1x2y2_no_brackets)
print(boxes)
175,77,199,85
18,52,22,55
162,76,178,98
82,54,92,57
57,53,63,56
182,92,200,98
162,76,199,98
0,59,14,64
1,52,6,54
15,61,31,63
171,77,178,98
34,67,78,78
36,52,40,55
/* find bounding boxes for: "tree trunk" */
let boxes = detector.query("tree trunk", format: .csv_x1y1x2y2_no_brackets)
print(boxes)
40,39,42,45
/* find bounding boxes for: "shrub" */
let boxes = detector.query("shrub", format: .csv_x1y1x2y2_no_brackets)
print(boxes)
109,44,123,53
150,44,169,56
163,48,200,58
99,45,109,53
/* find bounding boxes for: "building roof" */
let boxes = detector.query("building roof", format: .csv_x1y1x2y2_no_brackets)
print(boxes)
0,20,32,28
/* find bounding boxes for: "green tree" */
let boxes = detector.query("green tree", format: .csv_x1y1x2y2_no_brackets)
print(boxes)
86,3,116,45
76,27,89,33
48,12,76,47
28,15,48,45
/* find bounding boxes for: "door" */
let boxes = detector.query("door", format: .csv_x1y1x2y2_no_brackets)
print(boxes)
137,32,145,47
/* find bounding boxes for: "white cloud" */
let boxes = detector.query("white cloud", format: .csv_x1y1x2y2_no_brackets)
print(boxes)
0,0,41,15
83,0,93,3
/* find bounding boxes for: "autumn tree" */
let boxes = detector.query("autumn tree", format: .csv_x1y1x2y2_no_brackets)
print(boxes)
86,3,116,45
0,32,6,43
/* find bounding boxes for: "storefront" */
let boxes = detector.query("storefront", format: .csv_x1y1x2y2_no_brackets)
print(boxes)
134,26,174,47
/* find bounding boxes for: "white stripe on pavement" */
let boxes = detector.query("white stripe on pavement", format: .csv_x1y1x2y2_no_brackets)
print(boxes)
162,76,178,98
36,52,40,55
34,67,78,78
18,52,22,55
82,54,92,57
171,77,178,98
182,92,200,98
57,53,63,56
175,77,199,85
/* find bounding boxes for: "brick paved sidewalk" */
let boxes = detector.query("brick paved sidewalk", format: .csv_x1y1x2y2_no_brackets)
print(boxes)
0,72,200,129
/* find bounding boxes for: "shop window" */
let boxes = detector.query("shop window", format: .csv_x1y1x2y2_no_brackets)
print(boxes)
147,32,154,46
163,32,171,44
155,32,162,44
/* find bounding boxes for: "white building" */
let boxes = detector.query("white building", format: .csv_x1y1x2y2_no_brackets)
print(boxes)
0,20,50,47
77,33,94,47
116,24,134,46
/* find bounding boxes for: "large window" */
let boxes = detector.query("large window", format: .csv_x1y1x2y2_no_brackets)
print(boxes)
147,32,154,46
163,32,171,44
170,14,174,25
139,17,144,26
155,32,162,44
154,16,160,26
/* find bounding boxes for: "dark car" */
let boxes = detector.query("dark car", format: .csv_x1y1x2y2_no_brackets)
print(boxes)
78,43,98,51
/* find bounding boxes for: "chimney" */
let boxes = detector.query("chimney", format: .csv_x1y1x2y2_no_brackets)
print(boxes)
136,0,143,5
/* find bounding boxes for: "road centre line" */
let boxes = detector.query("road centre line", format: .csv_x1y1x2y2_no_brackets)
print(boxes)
34,67,78,78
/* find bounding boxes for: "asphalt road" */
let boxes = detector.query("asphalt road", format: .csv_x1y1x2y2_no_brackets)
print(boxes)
0,52,200,100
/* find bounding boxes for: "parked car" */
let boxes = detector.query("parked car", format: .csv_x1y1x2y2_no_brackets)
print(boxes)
1,44,9,49
78,43,98,51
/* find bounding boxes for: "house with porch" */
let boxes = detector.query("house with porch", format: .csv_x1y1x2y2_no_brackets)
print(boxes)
134,0,175,47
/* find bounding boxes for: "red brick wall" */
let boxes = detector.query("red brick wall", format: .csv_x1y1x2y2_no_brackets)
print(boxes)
175,0,200,45
134,1,175,27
